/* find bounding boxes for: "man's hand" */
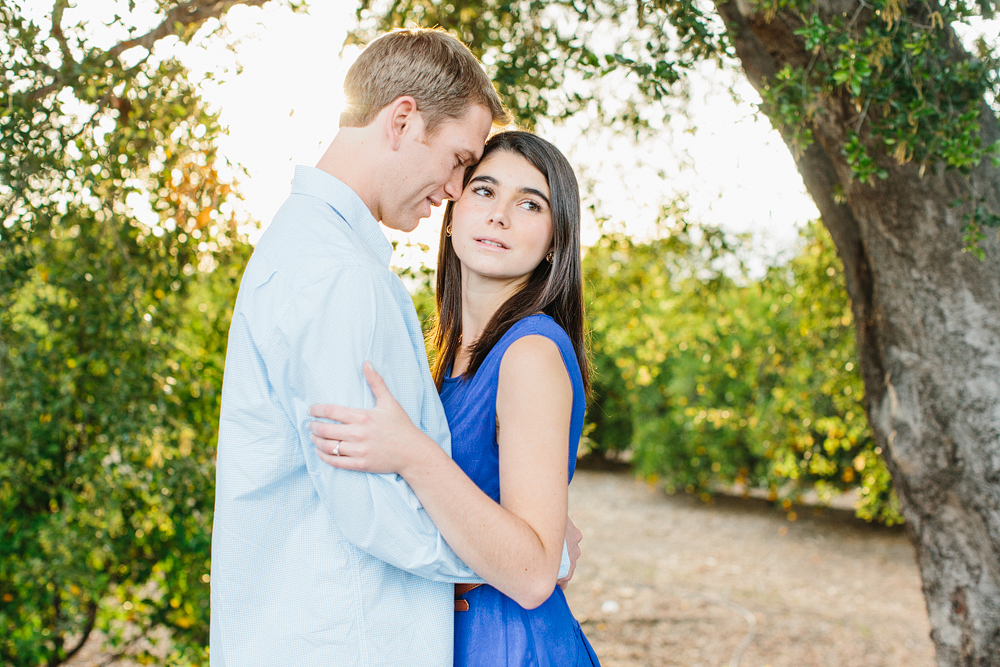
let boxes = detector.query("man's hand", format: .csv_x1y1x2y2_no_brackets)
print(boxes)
557,515,583,589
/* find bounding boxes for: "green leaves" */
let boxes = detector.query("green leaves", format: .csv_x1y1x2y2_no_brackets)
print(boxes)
763,2,999,219
961,196,1000,260
794,12,829,53
350,0,728,131
1,2,257,665
582,217,901,524
842,131,887,184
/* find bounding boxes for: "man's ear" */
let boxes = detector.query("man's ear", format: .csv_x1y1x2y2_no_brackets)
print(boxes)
384,96,419,152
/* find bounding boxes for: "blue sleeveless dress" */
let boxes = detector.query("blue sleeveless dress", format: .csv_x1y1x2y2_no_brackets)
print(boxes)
440,314,601,667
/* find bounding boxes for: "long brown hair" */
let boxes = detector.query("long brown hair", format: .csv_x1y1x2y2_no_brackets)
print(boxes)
430,131,589,394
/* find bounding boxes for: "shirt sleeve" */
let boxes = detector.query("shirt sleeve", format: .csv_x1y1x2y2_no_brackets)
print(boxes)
266,265,484,583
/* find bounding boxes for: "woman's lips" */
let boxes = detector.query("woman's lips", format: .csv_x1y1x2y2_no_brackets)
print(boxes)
475,237,508,250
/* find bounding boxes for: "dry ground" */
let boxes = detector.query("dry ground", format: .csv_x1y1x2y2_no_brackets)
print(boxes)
68,468,935,666
563,469,936,667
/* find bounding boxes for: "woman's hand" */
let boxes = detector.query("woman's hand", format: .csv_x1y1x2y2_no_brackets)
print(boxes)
309,362,437,475
557,516,583,590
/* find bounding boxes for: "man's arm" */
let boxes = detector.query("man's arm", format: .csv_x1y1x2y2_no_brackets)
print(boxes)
269,267,482,582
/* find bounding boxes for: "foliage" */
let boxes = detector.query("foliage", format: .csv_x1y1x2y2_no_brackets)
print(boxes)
758,0,1000,246
350,0,728,132
5,0,997,662
355,0,1000,243
767,1,999,176
353,0,1000,531
0,1,269,665
583,218,901,524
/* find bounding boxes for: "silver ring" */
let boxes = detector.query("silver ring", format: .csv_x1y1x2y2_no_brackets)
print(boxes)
332,442,341,457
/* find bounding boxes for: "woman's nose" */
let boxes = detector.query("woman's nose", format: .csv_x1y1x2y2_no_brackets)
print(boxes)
487,203,509,227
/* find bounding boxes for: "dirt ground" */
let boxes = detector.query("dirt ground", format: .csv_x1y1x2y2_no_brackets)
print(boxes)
563,468,936,667
68,468,935,667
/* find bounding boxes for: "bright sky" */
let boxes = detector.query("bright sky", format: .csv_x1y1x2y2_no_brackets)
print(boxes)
56,1,997,271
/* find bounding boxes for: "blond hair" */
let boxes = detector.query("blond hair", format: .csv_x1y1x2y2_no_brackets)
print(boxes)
341,28,509,134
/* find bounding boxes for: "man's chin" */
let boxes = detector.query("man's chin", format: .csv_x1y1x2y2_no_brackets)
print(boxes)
381,216,421,233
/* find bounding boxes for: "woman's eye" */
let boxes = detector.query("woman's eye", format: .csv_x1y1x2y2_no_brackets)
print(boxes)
472,186,494,197
520,200,541,212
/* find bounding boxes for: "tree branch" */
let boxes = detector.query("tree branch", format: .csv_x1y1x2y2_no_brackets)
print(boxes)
103,0,270,61
50,0,73,67
27,0,271,103
62,601,99,663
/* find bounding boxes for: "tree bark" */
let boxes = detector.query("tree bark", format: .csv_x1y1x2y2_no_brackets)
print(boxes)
714,2,1000,665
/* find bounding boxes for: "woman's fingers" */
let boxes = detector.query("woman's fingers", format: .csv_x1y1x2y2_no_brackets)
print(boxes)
310,434,365,465
363,362,398,409
309,362,413,476
308,403,365,423
310,432,345,457
312,436,384,473
316,445,367,471
308,419,354,442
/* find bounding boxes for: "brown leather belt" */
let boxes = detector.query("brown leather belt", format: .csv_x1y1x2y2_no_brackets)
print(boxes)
454,583,483,612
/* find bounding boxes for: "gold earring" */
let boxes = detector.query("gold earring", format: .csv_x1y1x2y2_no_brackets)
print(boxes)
546,250,554,264
445,223,453,237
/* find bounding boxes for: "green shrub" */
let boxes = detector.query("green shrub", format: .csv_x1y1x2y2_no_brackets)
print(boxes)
583,219,901,524
1,12,246,662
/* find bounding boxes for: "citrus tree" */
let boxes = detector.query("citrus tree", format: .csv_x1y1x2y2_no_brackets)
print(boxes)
585,218,900,524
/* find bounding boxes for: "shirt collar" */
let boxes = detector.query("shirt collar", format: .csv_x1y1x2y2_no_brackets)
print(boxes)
290,165,393,266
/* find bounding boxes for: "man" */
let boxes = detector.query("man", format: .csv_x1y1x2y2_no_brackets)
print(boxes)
210,29,578,667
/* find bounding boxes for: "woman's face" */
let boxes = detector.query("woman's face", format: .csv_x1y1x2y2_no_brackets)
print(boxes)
449,150,554,289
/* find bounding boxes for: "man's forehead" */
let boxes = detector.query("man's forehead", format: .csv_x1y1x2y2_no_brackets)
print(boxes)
467,143,485,162
443,105,493,155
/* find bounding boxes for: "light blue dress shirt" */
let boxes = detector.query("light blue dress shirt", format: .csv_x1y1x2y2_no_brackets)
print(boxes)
210,166,481,667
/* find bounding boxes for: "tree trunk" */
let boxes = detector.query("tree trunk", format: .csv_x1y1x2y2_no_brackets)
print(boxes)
714,2,1000,664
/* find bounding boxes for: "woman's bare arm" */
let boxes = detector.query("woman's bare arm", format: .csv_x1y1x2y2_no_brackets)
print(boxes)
308,336,572,609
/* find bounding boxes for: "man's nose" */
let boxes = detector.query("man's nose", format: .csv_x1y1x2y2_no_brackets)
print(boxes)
443,169,464,200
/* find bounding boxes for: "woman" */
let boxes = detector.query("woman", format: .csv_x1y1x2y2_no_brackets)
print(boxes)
309,131,600,666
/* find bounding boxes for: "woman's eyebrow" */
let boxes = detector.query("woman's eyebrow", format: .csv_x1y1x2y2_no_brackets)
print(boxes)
520,187,551,207
469,175,551,207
